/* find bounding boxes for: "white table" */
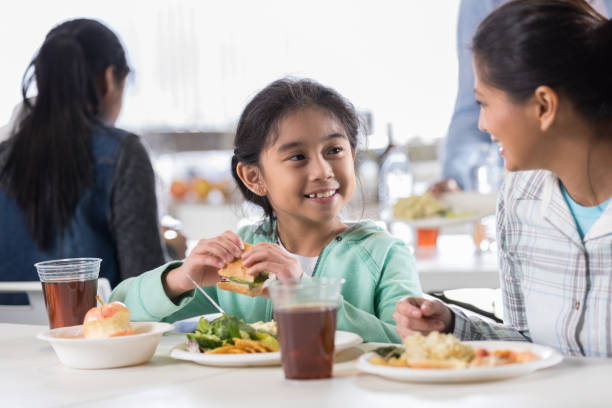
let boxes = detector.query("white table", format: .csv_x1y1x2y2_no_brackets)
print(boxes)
415,235,500,292
2,323,611,408
0,282,47,325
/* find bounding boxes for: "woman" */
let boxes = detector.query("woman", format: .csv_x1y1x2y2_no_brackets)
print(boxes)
394,0,612,357
431,0,611,196
0,19,165,304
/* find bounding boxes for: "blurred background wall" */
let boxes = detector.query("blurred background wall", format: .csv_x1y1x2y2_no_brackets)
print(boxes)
0,0,459,147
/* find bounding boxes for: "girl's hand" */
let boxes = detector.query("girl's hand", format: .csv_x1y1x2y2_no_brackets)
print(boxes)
164,230,244,299
241,242,303,281
393,297,454,339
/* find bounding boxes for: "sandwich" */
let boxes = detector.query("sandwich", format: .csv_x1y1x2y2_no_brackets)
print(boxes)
217,242,269,297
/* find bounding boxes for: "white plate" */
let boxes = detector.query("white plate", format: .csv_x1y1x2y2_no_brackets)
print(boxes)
356,341,563,383
170,330,363,367
37,322,174,369
393,212,489,229
172,313,223,333
393,192,497,228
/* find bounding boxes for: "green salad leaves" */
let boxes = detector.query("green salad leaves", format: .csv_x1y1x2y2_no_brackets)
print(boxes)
186,314,279,352
373,346,404,360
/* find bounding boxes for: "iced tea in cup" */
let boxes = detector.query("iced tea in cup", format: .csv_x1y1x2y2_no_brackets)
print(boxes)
268,277,344,380
35,258,100,329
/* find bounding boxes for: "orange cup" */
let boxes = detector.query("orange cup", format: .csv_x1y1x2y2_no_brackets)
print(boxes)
416,228,439,247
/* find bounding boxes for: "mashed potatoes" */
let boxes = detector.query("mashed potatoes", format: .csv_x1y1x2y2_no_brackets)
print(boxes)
402,332,475,363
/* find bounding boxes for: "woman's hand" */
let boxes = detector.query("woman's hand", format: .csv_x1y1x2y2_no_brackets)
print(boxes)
242,242,303,281
164,230,243,299
428,178,460,199
393,297,454,339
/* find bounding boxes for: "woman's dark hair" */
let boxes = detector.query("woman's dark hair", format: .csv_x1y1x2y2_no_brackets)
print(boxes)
231,78,360,226
1,19,129,250
472,0,612,122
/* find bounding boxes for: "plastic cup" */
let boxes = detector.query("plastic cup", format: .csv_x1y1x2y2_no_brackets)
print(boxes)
35,258,101,329
268,277,344,380
416,227,439,247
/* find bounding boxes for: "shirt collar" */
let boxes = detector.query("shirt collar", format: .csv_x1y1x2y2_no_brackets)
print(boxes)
513,170,549,201
512,170,612,244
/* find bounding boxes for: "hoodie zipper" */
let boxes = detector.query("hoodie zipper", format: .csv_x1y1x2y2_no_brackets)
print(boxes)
312,234,344,277
311,248,323,277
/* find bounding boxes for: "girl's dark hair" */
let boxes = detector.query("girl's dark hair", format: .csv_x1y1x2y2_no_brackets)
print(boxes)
231,78,360,225
1,19,129,250
473,0,612,122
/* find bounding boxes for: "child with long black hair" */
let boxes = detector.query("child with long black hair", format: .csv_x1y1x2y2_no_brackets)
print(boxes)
0,19,165,303
112,78,421,343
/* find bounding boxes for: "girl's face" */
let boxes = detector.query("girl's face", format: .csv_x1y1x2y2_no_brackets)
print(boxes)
258,106,356,227
474,66,546,172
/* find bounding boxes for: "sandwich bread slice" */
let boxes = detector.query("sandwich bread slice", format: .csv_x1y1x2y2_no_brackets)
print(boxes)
217,242,268,297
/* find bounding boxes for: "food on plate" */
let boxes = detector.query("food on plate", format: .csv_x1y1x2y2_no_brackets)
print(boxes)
371,332,475,369
392,193,448,220
469,347,541,367
83,302,135,339
370,332,539,369
249,320,278,336
217,242,269,297
393,193,475,220
186,314,279,354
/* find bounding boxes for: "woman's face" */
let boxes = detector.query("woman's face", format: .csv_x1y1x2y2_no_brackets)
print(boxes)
257,106,356,228
474,65,546,172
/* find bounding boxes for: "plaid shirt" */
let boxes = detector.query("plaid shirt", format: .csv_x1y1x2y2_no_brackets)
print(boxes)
452,170,612,357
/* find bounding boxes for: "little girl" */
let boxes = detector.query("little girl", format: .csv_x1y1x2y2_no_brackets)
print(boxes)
111,78,421,343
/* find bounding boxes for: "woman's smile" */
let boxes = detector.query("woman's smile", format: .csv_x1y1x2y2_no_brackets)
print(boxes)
490,137,504,156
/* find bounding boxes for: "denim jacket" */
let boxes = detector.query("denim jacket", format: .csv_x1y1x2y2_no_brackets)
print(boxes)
0,124,127,303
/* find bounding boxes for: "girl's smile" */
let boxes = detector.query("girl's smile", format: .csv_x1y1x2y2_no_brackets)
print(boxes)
304,188,338,202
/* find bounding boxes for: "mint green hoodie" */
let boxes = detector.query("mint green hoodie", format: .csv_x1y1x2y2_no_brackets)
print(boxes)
110,220,421,343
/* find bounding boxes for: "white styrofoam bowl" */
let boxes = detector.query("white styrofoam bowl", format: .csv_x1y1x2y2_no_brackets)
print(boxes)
37,322,174,369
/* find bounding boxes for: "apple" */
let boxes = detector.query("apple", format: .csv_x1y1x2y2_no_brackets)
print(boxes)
83,302,134,339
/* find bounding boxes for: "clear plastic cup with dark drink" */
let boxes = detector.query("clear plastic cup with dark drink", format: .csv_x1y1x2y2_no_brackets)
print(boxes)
35,258,101,329
268,277,344,380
